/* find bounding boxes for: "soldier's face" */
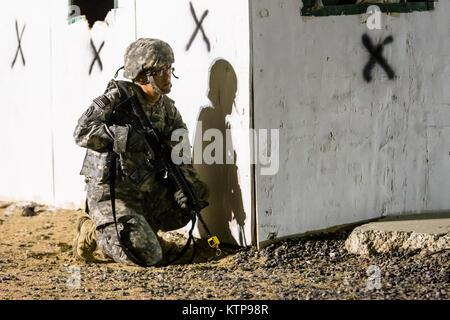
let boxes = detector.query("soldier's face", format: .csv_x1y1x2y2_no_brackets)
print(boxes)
153,67,172,94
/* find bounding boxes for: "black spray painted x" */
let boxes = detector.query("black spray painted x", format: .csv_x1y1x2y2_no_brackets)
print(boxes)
362,34,395,82
11,20,26,69
89,39,105,75
186,2,211,52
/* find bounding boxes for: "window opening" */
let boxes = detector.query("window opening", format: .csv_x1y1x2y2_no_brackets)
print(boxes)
301,0,435,16
68,0,117,27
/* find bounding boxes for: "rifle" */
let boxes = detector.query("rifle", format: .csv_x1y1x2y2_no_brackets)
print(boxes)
111,87,220,265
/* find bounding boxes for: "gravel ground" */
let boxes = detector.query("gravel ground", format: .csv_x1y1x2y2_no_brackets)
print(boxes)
0,204,448,300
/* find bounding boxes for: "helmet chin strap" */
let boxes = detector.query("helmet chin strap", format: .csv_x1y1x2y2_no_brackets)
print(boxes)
146,72,165,95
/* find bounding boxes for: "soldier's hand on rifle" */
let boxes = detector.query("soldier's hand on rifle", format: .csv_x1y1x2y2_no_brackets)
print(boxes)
174,189,188,209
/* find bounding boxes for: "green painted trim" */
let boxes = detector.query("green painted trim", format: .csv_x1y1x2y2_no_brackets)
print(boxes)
301,1,434,17
68,0,72,22
114,0,119,9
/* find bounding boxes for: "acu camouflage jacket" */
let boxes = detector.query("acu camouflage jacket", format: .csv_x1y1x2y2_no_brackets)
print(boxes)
73,80,209,202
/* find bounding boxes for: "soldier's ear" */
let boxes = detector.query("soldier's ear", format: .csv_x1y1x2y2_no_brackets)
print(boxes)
133,72,148,85
134,75,143,85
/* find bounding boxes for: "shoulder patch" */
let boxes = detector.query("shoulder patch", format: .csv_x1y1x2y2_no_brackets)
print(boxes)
84,105,94,117
93,95,111,109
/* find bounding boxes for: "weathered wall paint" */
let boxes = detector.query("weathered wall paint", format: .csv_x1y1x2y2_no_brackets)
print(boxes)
251,0,450,245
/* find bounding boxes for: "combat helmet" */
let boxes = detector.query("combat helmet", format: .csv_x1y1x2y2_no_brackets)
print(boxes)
123,38,174,81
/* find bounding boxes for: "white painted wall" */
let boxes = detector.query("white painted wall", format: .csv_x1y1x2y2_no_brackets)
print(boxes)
51,0,136,208
0,0,135,207
251,0,450,245
135,0,252,245
0,0,54,204
0,0,252,246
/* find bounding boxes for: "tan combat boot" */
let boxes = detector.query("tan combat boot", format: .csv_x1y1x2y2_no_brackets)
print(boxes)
73,215,98,262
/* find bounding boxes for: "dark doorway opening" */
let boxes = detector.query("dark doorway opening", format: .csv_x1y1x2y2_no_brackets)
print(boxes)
70,0,115,28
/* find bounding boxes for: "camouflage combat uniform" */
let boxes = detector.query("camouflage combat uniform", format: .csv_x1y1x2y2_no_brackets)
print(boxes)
74,70,209,267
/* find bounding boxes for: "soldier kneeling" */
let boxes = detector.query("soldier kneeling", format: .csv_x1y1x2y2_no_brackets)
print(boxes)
72,38,209,266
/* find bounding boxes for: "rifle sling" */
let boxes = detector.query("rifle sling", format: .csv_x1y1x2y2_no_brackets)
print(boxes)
108,81,197,266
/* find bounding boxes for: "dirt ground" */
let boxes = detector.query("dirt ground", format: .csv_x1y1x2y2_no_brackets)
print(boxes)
0,203,448,300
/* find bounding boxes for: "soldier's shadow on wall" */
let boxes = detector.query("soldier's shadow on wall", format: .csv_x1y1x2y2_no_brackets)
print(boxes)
193,59,247,246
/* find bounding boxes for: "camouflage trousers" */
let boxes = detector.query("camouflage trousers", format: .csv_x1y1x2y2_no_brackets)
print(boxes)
86,178,192,266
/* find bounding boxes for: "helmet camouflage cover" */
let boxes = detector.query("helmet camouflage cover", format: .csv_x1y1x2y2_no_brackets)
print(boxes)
123,38,175,80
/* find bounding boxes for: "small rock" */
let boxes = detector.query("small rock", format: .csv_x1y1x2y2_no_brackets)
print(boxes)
22,206,37,217
4,201,36,216
0,201,13,209
43,223,53,229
